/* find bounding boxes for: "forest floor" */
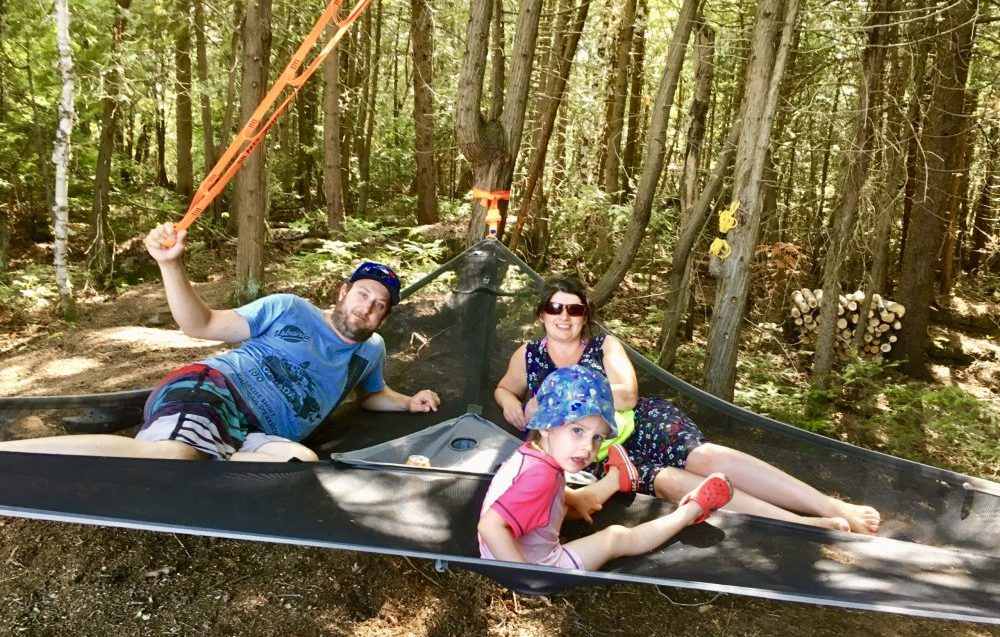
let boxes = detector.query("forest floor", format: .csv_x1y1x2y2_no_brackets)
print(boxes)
0,237,999,637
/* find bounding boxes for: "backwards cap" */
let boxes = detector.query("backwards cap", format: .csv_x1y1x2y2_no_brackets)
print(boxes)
349,261,401,306
527,365,617,436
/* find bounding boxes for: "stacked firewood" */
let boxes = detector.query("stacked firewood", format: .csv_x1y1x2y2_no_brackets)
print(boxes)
791,289,906,360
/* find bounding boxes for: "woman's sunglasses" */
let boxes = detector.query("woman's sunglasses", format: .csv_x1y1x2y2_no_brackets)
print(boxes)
543,301,588,317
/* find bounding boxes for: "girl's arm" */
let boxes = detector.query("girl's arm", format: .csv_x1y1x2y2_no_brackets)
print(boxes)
478,509,527,563
601,335,639,410
494,344,530,430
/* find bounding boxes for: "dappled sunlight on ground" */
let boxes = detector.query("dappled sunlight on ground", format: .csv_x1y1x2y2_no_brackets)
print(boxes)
91,325,225,349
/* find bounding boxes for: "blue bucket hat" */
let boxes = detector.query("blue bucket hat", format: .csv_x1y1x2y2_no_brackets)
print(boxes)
527,365,617,436
349,261,401,306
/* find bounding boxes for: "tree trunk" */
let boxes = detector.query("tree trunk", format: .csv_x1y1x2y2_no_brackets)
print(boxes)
323,22,346,233
854,49,909,352
88,0,132,290
233,0,272,305
507,0,591,252
658,121,740,369
621,0,647,195
52,0,76,319
456,0,544,246
411,0,439,224
657,20,716,369
175,0,194,198
600,0,637,200
155,81,170,187
939,120,973,294
192,0,218,217
811,0,891,390
357,0,382,217
898,37,931,276
892,0,976,378
966,124,998,274
703,0,799,400
590,0,701,306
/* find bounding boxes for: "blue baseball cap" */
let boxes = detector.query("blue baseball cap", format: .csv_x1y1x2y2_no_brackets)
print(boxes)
527,365,617,436
349,261,401,306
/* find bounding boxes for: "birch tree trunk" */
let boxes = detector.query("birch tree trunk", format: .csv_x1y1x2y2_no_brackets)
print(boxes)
233,0,272,305
590,0,701,306
811,0,891,390
455,0,544,246
703,0,799,400
53,0,76,319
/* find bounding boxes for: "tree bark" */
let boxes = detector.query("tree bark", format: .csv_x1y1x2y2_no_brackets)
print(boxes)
507,0,591,252
175,0,194,198
411,0,439,224
590,0,701,306
966,124,998,274
192,0,218,216
87,0,132,290
323,22,346,233
657,20,716,369
621,0,647,195
892,0,976,378
600,0,637,200
53,0,76,319
811,0,891,390
703,0,799,400
233,0,272,305
357,0,382,216
455,0,544,246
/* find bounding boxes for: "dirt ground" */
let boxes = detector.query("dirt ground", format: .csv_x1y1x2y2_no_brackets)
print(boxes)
1,275,998,636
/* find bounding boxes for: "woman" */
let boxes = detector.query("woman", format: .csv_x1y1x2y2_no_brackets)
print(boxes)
494,276,881,534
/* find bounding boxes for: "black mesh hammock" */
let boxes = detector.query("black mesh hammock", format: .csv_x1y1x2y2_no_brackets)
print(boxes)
0,240,997,624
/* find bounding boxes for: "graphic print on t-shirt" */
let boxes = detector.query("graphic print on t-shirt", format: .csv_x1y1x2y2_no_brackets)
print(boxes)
275,325,311,343
259,354,323,424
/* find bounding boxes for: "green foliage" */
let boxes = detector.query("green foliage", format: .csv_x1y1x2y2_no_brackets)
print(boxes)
0,264,77,315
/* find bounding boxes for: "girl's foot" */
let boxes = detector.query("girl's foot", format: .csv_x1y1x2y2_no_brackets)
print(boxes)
679,472,734,524
605,444,639,493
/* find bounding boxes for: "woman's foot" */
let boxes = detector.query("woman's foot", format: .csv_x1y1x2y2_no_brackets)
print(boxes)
831,502,880,535
799,515,850,532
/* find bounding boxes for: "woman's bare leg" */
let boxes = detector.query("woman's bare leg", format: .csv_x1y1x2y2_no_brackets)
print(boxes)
652,465,851,532
682,443,879,534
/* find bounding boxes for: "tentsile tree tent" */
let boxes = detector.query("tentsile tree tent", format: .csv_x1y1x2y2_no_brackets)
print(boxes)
0,241,997,624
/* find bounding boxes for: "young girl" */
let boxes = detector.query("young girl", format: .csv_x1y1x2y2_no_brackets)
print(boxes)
478,365,733,570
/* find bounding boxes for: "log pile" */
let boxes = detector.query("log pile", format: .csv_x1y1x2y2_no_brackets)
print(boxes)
791,289,906,360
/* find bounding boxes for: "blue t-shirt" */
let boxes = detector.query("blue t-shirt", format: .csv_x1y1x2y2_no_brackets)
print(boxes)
200,294,386,441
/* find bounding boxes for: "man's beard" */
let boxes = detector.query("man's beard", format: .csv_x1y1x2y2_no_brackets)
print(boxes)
331,305,376,342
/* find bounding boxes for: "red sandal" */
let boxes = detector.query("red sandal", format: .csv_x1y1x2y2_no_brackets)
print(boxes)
605,444,639,493
679,472,733,524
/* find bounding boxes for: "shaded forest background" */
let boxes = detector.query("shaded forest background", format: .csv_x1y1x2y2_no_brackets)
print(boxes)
0,0,998,404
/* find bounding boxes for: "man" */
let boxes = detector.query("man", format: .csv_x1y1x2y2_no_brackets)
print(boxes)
0,222,439,461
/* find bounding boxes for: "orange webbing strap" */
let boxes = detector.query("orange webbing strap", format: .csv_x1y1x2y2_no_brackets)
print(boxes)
165,0,372,246
471,188,511,239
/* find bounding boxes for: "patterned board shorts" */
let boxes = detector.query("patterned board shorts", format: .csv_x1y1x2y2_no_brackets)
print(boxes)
136,364,289,460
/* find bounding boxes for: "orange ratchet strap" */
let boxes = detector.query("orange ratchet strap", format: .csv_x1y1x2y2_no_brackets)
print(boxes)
471,187,510,239
164,0,372,246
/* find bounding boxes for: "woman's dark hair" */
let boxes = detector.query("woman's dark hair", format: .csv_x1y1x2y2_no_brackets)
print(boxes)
535,276,596,335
